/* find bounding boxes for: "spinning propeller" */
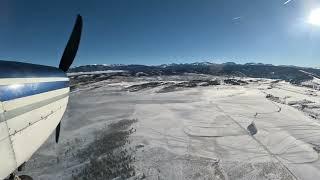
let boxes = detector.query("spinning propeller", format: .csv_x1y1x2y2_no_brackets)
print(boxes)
55,15,83,143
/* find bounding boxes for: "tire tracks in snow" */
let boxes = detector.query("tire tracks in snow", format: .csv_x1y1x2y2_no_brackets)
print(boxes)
212,102,298,180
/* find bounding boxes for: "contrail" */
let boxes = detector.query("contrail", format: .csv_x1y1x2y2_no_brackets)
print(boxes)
232,16,242,20
284,0,293,5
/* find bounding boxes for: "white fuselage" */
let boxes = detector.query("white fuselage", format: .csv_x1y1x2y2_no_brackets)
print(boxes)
0,76,69,179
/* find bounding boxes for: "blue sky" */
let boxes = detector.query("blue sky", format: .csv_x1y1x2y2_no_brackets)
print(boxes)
1,0,320,67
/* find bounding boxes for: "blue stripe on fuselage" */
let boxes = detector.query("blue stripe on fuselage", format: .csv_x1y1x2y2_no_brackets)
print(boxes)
0,81,69,101
0,60,66,78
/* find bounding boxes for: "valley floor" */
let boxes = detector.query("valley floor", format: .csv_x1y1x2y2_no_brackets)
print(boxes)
21,76,320,180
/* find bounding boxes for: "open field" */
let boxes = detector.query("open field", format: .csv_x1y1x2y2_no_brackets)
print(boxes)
20,76,320,180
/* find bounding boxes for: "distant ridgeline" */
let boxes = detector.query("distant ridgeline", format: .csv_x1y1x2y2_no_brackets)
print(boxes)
69,62,320,84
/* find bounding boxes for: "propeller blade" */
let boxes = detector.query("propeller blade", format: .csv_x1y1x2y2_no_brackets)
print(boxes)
56,15,82,143
55,122,61,143
59,15,83,72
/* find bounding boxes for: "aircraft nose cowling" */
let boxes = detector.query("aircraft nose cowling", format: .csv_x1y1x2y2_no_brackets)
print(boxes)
0,60,70,179
0,60,67,79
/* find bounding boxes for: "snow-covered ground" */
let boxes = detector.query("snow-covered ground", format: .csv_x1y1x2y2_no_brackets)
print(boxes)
20,77,320,180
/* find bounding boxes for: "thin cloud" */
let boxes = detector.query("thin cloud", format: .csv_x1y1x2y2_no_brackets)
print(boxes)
284,0,293,5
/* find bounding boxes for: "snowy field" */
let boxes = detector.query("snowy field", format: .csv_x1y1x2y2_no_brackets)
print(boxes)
20,76,320,180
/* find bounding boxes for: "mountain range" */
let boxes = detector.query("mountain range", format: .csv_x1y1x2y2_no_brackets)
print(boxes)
69,62,320,84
